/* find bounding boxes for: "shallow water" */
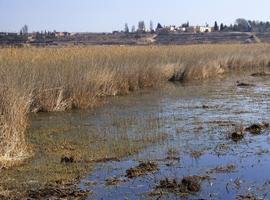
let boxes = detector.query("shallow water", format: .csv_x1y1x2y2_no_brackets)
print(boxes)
74,74,270,200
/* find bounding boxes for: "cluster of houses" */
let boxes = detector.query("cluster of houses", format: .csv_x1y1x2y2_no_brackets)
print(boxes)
1,24,215,45
113,23,215,35
156,25,213,34
0,32,20,36
28,31,71,39
0,31,71,38
0,31,74,45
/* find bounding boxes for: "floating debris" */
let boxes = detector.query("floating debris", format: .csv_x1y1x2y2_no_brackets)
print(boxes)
262,121,270,128
235,194,264,200
126,161,158,178
166,148,180,160
202,105,210,109
236,81,255,87
245,122,269,135
214,143,230,156
230,131,245,142
245,124,262,134
82,181,97,186
208,120,236,127
250,71,270,77
207,164,236,174
190,151,203,158
155,176,210,195
105,177,127,186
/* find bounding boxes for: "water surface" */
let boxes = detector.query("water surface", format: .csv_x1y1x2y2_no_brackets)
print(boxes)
78,74,270,199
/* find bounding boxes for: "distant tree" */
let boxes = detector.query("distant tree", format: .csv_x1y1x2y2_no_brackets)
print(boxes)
214,21,219,31
182,21,189,28
223,25,228,31
235,18,250,32
138,21,146,32
131,25,136,33
220,23,224,31
150,21,154,33
124,23,129,33
20,24,28,35
228,24,233,31
156,23,163,29
247,20,270,32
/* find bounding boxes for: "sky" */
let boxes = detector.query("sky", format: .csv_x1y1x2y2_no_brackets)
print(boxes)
0,0,270,32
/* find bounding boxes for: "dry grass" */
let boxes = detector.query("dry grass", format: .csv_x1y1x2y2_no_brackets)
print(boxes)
1,44,270,165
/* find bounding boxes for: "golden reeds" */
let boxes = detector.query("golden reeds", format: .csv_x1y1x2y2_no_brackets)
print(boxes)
0,44,270,165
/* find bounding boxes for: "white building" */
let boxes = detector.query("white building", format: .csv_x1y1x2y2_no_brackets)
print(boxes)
196,26,212,33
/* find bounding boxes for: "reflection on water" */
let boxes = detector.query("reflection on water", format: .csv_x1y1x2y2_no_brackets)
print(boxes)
80,74,270,199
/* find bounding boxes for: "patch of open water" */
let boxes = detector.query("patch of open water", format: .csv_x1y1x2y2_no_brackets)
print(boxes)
25,73,269,199
76,74,270,199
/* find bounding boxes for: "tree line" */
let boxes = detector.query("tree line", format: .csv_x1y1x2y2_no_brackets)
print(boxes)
123,18,270,33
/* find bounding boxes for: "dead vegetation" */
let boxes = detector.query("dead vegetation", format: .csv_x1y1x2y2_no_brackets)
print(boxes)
126,161,158,178
166,148,180,160
190,150,204,158
27,184,91,200
231,130,245,142
61,156,74,164
236,81,256,87
236,194,264,200
207,164,236,174
155,175,210,196
245,122,269,134
251,71,270,77
230,122,269,141
1,44,270,165
1,44,270,198
105,177,127,186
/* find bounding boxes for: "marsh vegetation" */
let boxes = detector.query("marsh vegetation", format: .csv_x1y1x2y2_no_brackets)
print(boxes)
1,44,270,198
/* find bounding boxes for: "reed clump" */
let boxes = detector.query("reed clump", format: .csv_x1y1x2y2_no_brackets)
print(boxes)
1,44,270,164
0,87,32,166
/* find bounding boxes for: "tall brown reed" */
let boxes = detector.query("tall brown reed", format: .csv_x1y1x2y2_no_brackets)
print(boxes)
1,44,270,165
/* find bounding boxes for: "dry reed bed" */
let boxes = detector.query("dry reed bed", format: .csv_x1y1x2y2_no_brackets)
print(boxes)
0,44,270,165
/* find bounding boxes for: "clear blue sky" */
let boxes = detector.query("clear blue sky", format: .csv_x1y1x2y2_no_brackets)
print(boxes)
0,0,269,32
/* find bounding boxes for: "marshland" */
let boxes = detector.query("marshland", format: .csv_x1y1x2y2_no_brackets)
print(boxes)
1,44,270,199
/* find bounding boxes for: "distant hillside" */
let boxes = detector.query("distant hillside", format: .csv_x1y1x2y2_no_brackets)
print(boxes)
154,32,258,45
2,32,270,46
